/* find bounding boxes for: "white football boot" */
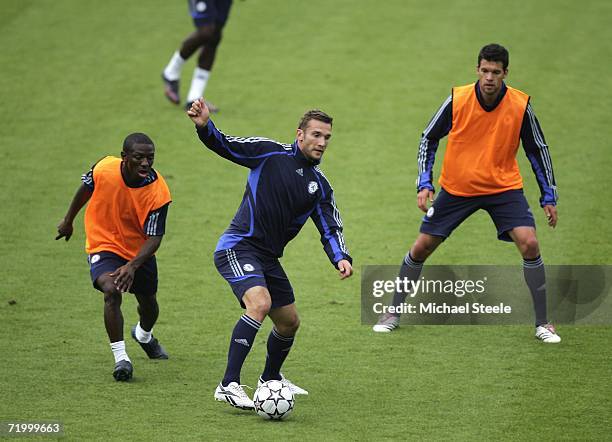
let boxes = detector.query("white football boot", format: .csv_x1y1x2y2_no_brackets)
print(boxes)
535,323,561,343
258,374,308,396
214,382,254,409
372,313,400,333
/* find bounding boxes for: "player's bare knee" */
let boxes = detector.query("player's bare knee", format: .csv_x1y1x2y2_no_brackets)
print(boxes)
412,234,443,261
521,237,540,258
251,299,272,318
411,242,431,261
270,308,300,336
244,289,272,319
103,289,122,307
195,25,217,44
136,292,157,307
284,315,300,335
209,29,222,46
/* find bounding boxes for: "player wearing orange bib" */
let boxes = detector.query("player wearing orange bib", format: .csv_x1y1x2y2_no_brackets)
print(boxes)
374,44,561,343
57,133,172,380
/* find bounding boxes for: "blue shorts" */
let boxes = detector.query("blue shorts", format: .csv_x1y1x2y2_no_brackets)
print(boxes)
88,251,158,296
188,0,232,27
214,248,295,309
420,188,536,242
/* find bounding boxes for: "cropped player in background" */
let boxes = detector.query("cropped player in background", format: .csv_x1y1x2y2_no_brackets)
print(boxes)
187,99,353,409
374,44,561,343
162,0,233,112
56,133,172,381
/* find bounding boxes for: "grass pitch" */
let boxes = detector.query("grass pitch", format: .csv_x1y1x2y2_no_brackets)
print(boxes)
1,0,611,440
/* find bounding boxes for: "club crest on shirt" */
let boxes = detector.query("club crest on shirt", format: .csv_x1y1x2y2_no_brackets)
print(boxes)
308,181,318,194
243,263,255,272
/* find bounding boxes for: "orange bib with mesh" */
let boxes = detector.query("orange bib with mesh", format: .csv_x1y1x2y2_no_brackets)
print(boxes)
439,83,529,196
84,156,171,260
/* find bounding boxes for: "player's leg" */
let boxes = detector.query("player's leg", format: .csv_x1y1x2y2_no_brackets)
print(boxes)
89,252,133,380
195,27,221,71
373,234,442,332
213,249,268,408
262,303,308,395
257,260,307,394
184,0,232,110
374,189,477,332
214,286,269,409
263,304,299,382
183,26,222,111
178,23,219,63
97,274,125,346
508,226,543,323
508,227,560,342
128,256,169,359
135,292,159,335
222,285,270,383
132,292,169,359
162,0,220,104
487,190,560,343
162,23,208,104
95,272,133,381
182,24,222,111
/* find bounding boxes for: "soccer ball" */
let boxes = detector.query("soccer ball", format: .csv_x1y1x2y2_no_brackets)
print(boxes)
253,380,294,420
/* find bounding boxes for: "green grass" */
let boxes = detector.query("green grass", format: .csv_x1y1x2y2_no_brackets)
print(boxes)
1,0,611,440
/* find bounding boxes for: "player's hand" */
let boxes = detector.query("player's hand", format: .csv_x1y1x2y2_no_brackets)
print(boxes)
417,189,434,212
55,219,73,241
337,259,353,280
186,98,210,127
110,263,136,293
543,205,557,228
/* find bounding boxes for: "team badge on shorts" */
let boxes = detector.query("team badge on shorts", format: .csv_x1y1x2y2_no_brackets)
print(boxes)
426,207,435,218
90,254,100,264
308,181,318,194
195,1,207,12
243,263,255,272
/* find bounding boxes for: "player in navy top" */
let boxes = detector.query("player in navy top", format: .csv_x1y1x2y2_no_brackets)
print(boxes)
187,99,353,409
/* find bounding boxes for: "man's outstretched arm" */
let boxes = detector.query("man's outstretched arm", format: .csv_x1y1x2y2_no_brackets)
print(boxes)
187,98,292,168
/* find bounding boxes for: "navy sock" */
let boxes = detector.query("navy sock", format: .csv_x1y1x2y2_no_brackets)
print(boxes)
523,256,548,327
261,328,294,381
390,253,424,315
222,314,261,386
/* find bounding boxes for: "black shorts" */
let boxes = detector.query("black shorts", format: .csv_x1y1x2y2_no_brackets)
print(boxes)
88,251,158,296
188,0,232,27
214,248,295,309
420,188,536,242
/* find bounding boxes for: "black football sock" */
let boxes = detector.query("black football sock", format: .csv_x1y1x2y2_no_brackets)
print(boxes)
523,256,548,327
390,253,424,316
222,314,261,386
261,328,294,381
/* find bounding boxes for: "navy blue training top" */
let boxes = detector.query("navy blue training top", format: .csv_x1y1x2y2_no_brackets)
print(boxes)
196,120,352,268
